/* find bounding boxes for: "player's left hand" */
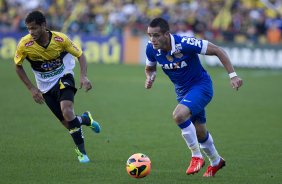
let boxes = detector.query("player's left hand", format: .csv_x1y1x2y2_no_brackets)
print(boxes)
80,76,92,92
230,76,243,91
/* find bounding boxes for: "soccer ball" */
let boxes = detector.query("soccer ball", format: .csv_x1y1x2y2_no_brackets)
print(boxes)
126,153,151,178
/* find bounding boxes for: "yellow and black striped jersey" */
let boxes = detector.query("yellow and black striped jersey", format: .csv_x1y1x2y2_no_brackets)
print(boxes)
14,30,82,93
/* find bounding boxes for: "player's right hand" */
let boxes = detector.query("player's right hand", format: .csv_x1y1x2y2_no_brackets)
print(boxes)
145,72,156,89
30,87,45,104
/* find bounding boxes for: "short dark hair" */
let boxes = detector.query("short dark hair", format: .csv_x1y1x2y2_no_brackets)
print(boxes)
25,10,46,25
149,17,170,33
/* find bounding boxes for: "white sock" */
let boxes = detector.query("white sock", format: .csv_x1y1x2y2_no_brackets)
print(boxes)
199,132,221,166
180,120,202,158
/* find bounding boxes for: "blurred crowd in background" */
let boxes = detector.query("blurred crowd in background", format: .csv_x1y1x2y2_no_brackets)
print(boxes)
1,0,282,45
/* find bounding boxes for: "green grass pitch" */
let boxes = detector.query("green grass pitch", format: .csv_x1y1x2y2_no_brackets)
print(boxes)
0,59,281,184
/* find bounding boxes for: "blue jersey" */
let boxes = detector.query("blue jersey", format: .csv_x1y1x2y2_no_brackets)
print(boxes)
146,34,212,97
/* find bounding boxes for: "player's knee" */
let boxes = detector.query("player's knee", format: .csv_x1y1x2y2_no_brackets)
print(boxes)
172,111,186,124
173,105,191,124
61,107,75,121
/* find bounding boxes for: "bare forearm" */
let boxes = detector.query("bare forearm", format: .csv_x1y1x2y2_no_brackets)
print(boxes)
206,42,235,74
206,42,243,90
77,53,92,91
216,48,235,73
78,54,87,77
15,64,45,103
15,65,35,90
145,65,157,74
145,65,157,89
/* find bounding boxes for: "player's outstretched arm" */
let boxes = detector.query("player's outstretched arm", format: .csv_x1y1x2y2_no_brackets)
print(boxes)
77,53,92,92
145,65,156,89
15,65,45,104
205,42,243,91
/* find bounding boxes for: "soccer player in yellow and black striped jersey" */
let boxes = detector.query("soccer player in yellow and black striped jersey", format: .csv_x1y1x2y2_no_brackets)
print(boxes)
14,10,101,163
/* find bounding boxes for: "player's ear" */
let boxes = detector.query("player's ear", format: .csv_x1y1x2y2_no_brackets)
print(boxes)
41,22,47,29
164,31,170,37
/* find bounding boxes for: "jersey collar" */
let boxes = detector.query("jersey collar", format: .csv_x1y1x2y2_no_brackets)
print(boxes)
37,30,52,49
169,33,176,55
157,33,176,56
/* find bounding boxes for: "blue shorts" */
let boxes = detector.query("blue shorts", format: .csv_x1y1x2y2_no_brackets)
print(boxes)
177,81,213,124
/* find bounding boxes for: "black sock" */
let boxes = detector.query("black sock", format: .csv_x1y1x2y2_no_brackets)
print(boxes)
77,143,86,155
68,117,86,154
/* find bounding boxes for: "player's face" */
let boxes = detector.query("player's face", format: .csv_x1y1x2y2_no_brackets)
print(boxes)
26,21,46,41
147,26,169,50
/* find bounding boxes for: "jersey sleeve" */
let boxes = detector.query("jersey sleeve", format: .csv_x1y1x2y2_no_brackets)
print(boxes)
181,37,208,55
14,39,27,65
62,34,83,58
145,43,157,66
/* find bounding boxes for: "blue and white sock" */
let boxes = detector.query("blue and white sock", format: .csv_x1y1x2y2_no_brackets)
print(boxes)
179,120,202,158
199,132,220,166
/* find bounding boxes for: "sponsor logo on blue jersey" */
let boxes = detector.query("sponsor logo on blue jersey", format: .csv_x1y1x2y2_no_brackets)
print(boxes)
160,60,188,70
181,37,201,47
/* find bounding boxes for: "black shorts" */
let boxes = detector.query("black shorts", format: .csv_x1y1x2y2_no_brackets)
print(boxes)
42,74,77,121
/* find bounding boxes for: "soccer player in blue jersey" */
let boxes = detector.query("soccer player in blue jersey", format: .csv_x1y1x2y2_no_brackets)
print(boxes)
14,11,101,163
145,18,243,177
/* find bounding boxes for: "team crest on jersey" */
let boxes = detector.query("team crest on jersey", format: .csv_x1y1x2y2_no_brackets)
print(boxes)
175,44,182,50
54,36,64,42
166,55,174,62
173,50,183,58
25,41,34,47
